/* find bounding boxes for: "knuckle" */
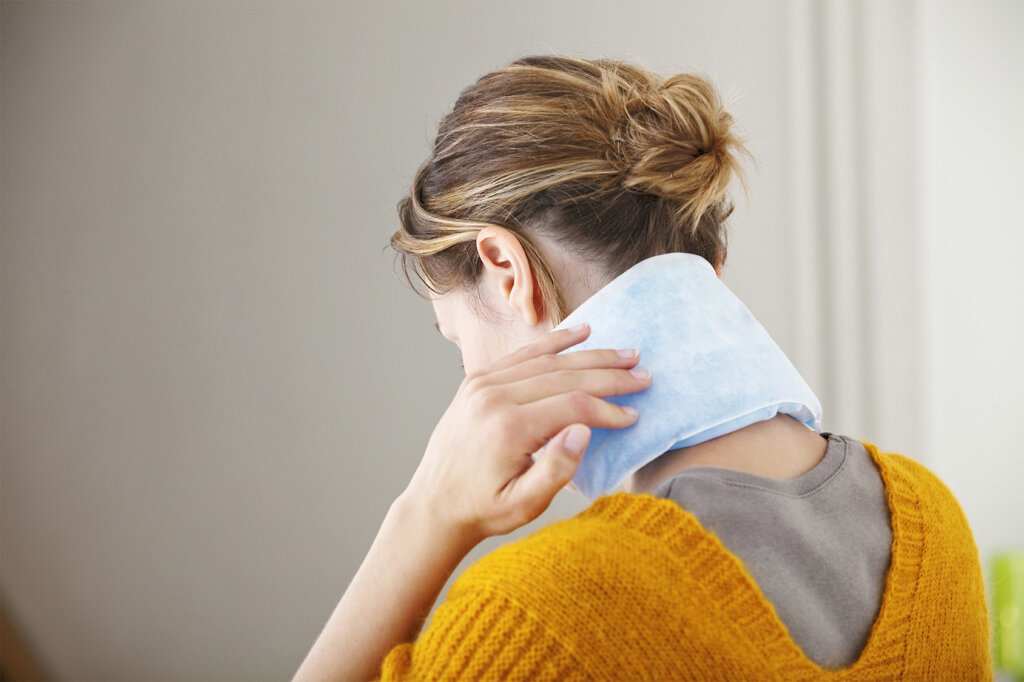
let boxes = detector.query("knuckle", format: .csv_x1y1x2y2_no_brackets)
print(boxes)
463,373,484,393
511,505,532,528
544,458,571,485
547,367,571,386
536,352,559,372
469,384,500,414
513,498,541,526
494,410,523,441
566,390,595,419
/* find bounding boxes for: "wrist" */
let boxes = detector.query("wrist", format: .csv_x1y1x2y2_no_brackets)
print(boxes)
390,490,483,559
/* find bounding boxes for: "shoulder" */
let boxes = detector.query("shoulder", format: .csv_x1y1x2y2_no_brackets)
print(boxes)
858,439,981,555
860,439,943,490
380,495,727,680
861,440,962,509
379,494,707,681
461,492,703,569
449,492,718,619
856,439,992,672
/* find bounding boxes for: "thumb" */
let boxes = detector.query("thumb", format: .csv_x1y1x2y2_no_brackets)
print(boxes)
514,424,590,510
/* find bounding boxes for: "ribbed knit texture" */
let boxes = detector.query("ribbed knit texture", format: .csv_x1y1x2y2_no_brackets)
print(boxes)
376,441,992,680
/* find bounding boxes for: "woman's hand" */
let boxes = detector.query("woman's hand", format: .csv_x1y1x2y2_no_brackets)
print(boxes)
293,323,651,682
400,322,652,546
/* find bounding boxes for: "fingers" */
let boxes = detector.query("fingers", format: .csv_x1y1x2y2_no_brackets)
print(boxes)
502,390,640,451
502,366,652,406
479,323,593,376
482,346,642,388
506,424,590,521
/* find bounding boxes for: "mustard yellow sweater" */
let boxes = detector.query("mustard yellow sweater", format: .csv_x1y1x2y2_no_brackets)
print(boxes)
377,441,992,680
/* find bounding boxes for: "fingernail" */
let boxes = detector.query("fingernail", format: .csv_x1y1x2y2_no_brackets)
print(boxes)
617,348,638,359
569,322,588,333
623,405,639,417
630,368,651,380
564,425,588,455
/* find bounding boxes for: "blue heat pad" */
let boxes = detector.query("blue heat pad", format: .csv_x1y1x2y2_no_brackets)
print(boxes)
553,252,823,500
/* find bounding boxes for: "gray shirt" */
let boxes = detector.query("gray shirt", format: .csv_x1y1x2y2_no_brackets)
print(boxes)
647,431,893,670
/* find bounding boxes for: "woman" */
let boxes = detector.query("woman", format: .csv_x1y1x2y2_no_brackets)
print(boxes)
294,55,991,680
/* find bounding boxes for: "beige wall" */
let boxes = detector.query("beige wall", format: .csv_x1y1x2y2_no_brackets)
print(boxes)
1,1,1019,679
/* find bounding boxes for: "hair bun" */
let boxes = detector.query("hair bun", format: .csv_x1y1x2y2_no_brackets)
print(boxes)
391,55,757,325
608,72,754,233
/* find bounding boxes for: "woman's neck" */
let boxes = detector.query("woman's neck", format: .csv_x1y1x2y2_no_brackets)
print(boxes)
627,413,829,494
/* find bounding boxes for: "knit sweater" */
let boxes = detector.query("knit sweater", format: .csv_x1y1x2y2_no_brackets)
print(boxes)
376,441,992,680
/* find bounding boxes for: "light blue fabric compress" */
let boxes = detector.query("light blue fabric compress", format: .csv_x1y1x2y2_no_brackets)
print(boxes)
553,252,823,501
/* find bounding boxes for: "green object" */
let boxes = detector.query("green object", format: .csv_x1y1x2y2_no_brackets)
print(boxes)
993,550,1024,680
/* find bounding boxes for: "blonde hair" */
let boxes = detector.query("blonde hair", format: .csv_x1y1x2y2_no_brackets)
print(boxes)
389,54,754,325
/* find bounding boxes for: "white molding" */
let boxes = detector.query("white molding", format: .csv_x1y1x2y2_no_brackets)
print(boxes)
821,0,869,438
785,0,926,458
859,0,927,460
784,0,826,404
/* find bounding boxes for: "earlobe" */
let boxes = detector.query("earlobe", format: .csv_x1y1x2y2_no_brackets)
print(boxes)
476,226,542,326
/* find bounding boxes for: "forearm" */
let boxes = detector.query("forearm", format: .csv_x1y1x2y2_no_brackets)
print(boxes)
292,494,481,682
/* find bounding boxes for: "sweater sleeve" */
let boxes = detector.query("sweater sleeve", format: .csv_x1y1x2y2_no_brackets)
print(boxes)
373,583,588,681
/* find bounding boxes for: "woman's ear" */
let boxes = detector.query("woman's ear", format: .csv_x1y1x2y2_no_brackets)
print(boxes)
475,225,545,326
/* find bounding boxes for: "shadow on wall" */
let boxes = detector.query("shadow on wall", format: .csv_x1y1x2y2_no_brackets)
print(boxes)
0,600,52,681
